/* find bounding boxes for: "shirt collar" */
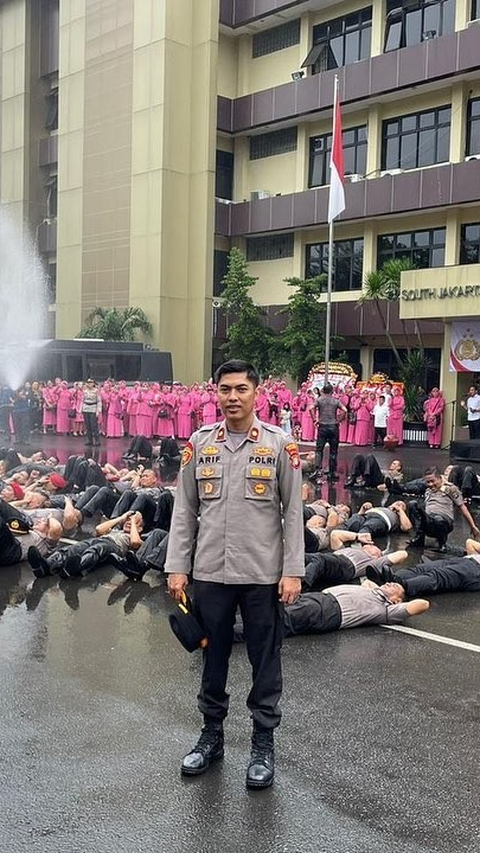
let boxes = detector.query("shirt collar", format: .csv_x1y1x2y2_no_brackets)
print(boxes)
215,417,261,443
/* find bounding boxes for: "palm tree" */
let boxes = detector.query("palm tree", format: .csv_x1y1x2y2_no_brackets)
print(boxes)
359,269,404,369
380,258,423,351
78,306,153,341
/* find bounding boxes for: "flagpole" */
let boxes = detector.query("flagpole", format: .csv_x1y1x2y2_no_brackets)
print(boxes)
324,217,334,385
324,74,339,386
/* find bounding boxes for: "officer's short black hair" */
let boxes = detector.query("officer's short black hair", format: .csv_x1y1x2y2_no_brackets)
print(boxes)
214,360,260,388
424,466,442,477
322,383,333,395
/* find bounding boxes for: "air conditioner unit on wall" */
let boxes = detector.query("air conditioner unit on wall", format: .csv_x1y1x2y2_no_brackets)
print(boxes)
380,168,404,177
250,190,271,201
347,173,363,182
467,18,480,26
465,154,480,161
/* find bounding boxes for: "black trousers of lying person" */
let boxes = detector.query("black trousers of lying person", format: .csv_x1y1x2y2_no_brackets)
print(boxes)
347,454,385,487
303,552,356,590
39,536,125,577
395,557,480,597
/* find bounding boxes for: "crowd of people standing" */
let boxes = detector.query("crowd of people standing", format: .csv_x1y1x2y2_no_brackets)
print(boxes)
0,376,450,448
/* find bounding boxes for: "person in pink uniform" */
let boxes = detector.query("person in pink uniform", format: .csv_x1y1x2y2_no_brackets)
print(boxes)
299,388,315,441
189,384,202,431
71,382,85,436
337,386,350,443
156,385,176,438
353,390,373,446
200,384,218,426
126,383,141,436
56,381,72,435
424,387,445,448
106,385,125,438
367,391,377,445
41,380,57,433
387,386,405,446
255,386,271,424
177,388,193,439
346,390,359,444
277,381,293,409
136,383,154,438
117,381,130,435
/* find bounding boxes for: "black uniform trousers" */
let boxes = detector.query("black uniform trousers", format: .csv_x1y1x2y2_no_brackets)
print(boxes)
75,484,118,518
397,558,480,596
83,411,100,444
193,580,283,729
408,500,453,546
303,552,355,590
283,592,342,637
344,512,389,538
349,454,384,487
316,423,339,474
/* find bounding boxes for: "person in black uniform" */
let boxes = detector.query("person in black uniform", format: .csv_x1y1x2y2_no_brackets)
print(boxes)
366,550,480,597
312,384,347,482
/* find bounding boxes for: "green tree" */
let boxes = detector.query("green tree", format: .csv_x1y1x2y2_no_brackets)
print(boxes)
271,275,327,384
221,247,273,374
359,268,404,369
78,306,153,341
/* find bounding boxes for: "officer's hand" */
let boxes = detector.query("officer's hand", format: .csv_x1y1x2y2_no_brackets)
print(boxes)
471,525,480,539
167,573,189,601
278,576,301,605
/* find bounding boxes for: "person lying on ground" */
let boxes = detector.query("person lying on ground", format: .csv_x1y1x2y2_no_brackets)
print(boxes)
366,537,480,596
27,510,145,580
345,454,404,490
0,497,63,567
303,544,408,590
234,581,429,640
332,501,412,546
303,500,351,552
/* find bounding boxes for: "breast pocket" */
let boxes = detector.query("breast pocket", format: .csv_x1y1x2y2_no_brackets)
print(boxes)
245,465,275,501
196,464,223,500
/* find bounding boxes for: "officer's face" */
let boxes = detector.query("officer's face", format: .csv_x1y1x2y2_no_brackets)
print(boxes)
381,582,405,604
217,372,257,428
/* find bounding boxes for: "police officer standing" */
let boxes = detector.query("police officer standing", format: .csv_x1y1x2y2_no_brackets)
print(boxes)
82,378,102,447
165,360,304,789
312,383,347,482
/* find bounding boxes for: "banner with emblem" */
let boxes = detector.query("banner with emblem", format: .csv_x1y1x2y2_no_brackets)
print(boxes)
450,322,480,372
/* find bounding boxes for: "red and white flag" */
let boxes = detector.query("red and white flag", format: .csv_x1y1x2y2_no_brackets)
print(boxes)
327,81,345,224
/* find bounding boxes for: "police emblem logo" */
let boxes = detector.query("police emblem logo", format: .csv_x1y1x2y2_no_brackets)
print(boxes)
254,483,267,495
249,427,260,440
201,467,215,478
284,441,300,470
253,447,274,456
216,427,226,440
203,446,219,456
181,441,194,469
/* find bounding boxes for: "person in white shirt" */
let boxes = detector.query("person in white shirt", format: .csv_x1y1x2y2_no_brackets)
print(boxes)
461,386,480,440
372,394,389,447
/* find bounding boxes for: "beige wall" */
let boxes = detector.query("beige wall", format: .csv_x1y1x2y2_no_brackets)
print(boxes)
400,264,480,320
0,0,28,227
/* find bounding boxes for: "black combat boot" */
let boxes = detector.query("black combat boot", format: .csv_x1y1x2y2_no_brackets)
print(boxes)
246,724,275,790
181,719,224,776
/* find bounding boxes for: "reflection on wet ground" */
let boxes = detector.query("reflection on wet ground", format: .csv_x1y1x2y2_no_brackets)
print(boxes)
2,436,480,852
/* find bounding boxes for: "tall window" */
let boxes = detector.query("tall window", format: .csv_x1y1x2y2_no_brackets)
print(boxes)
473,0,480,19
382,106,451,171
384,0,455,52
309,126,367,187
304,8,372,74
216,150,234,200
305,239,364,291
466,99,480,156
377,228,446,268
460,224,480,265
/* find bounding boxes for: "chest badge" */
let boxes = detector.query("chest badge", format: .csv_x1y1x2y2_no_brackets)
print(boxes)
254,483,267,495
203,446,219,456
201,467,216,478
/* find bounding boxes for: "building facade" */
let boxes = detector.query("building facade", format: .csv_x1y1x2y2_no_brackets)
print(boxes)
2,0,480,428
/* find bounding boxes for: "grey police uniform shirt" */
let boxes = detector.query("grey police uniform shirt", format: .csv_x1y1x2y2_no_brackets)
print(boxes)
424,484,463,522
334,547,392,578
324,584,410,628
165,418,305,584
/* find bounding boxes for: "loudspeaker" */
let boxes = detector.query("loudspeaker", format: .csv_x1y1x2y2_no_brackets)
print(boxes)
139,351,173,383
450,441,480,462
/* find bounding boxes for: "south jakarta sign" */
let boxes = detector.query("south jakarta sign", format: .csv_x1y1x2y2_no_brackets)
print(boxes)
401,284,480,301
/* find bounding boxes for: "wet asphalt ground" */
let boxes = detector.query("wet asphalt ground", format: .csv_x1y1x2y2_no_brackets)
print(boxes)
2,436,480,853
